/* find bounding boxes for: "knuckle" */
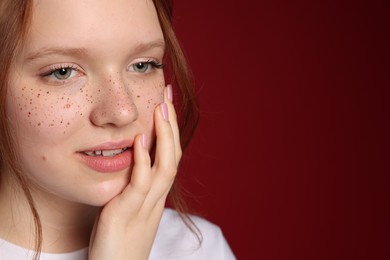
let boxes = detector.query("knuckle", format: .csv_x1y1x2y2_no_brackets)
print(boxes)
131,178,152,196
165,165,177,179
158,163,177,180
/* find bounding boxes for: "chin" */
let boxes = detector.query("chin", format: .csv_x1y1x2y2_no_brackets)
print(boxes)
86,178,129,206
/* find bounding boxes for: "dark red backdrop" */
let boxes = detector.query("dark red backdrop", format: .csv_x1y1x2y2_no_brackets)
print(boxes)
172,1,389,259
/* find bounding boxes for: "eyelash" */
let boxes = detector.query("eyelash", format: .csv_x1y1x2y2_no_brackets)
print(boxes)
128,59,164,73
147,59,163,69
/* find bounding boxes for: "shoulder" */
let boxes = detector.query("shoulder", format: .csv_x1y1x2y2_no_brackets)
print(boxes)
150,208,236,260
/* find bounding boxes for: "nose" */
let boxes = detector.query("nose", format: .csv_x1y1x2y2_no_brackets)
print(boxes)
89,76,138,128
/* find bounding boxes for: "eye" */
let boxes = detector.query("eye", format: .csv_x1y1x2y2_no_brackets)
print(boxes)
42,65,81,81
129,60,163,73
52,67,75,80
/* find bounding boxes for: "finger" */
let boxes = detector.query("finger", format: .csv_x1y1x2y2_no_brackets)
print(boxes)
141,173,172,224
144,192,168,224
153,102,176,174
134,102,177,214
164,84,182,164
114,133,152,215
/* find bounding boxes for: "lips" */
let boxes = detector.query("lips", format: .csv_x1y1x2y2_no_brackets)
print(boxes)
78,140,133,173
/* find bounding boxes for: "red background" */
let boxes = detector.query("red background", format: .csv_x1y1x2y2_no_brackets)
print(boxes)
172,1,389,259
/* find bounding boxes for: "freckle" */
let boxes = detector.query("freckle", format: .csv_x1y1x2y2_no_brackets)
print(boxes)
37,94,40,98
42,156,47,161
46,91,49,94
38,122,41,126
67,122,70,125
65,104,71,108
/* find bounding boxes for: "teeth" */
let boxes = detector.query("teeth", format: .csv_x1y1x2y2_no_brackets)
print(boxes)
102,149,123,157
84,148,127,157
84,151,95,156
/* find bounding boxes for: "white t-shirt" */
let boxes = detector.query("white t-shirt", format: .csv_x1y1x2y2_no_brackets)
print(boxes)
0,208,235,260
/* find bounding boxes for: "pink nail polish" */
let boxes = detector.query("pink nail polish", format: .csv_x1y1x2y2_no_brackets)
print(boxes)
141,133,147,148
167,84,173,102
161,103,169,120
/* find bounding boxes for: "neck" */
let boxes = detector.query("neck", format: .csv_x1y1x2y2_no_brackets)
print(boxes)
0,172,98,253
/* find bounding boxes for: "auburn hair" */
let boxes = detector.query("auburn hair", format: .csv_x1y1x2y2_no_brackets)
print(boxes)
0,0,200,258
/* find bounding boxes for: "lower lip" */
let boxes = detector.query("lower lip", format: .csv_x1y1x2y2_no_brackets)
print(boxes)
77,149,132,173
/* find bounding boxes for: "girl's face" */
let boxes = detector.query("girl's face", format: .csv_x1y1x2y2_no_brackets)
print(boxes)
6,0,165,205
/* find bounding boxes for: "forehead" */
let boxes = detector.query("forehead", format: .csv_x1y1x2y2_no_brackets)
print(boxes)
24,0,163,55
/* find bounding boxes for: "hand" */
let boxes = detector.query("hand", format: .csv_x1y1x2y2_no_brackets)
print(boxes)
88,84,181,260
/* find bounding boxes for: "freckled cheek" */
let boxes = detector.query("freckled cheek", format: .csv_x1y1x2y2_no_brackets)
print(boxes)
133,81,165,122
9,87,85,137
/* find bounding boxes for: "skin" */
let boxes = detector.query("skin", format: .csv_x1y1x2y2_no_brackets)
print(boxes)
0,0,181,258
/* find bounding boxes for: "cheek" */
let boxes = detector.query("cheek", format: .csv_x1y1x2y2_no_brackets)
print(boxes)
132,80,165,124
8,85,86,139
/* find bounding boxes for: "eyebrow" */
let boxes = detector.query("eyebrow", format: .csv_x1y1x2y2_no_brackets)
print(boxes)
24,40,165,62
133,40,165,53
25,47,89,62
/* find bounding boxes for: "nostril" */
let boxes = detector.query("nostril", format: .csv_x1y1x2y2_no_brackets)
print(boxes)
89,98,138,128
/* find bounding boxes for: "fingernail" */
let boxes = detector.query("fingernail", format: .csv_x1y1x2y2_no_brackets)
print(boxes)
141,133,147,149
161,103,169,120
167,84,173,102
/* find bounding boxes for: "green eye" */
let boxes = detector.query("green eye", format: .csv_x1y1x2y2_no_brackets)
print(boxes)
44,66,79,81
53,68,73,80
132,62,150,73
129,60,163,73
